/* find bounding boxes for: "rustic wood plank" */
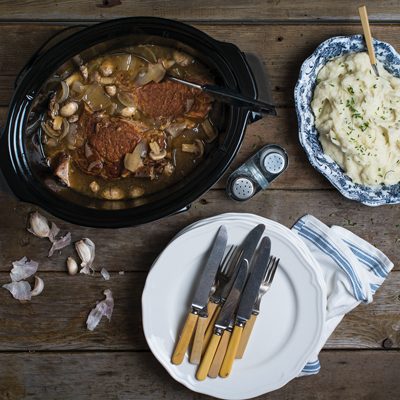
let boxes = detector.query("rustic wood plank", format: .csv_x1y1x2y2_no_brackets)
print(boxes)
0,350,399,400
0,0,400,23
0,268,398,350
2,24,400,108
0,189,397,274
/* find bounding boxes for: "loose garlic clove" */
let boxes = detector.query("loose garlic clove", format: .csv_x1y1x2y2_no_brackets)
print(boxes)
75,238,95,274
67,257,78,275
31,277,44,297
27,212,50,239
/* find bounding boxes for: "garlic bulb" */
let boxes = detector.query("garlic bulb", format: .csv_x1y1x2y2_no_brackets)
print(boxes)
31,277,44,297
67,257,78,275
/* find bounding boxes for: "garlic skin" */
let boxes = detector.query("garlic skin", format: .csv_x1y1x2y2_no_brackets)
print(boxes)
100,268,110,280
75,238,95,274
31,277,44,297
3,281,31,301
10,257,39,282
86,289,114,331
48,232,72,257
28,212,50,238
67,257,78,275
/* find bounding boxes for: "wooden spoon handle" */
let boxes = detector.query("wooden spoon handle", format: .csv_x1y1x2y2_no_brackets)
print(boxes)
190,315,208,365
208,329,231,378
235,313,257,359
196,333,221,381
220,325,243,378
358,5,377,65
171,312,198,365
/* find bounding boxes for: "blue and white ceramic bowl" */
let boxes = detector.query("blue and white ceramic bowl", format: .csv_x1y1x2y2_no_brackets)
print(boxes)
295,35,400,206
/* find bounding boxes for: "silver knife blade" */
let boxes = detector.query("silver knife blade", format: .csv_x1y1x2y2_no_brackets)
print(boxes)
236,236,271,324
219,224,265,302
215,258,249,332
191,225,228,313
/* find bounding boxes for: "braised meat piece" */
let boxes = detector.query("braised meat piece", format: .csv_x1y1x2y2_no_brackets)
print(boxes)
71,106,165,180
116,77,213,124
51,151,71,186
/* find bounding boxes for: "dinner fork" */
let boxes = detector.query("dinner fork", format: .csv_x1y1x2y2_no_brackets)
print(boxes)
201,246,241,355
235,256,279,359
190,245,236,364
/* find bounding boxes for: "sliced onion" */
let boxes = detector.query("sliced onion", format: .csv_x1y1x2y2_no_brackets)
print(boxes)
166,121,187,138
71,80,86,94
134,61,166,87
59,118,69,140
88,160,103,171
85,143,94,158
116,54,131,72
67,123,77,146
117,91,136,107
41,121,60,139
83,83,112,111
124,140,147,172
57,81,70,103
202,119,214,136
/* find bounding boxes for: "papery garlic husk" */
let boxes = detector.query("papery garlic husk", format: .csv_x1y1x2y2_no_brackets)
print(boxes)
67,257,78,275
75,238,95,274
31,276,44,297
10,257,39,282
27,212,50,238
86,289,114,331
100,268,110,280
48,232,72,257
3,281,31,300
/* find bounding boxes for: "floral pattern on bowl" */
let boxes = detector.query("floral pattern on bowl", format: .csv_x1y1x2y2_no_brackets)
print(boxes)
294,35,400,206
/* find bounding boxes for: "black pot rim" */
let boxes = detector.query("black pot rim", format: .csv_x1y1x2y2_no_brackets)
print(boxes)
2,17,257,228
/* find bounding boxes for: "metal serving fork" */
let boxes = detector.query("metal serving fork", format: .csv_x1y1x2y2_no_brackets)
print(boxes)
235,256,279,359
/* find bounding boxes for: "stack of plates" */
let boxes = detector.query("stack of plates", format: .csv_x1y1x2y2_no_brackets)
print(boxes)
142,213,326,399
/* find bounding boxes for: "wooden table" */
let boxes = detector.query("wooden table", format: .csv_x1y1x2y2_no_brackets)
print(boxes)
1,1,399,399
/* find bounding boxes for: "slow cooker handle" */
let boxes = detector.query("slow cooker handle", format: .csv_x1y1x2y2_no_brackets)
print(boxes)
14,25,89,90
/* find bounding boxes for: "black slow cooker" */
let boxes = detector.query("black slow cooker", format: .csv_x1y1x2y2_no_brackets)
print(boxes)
0,17,267,228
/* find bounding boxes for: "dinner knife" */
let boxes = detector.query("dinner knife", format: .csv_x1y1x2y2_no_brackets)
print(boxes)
196,258,249,381
171,225,228,365
201,223,265,355
220,236,271,378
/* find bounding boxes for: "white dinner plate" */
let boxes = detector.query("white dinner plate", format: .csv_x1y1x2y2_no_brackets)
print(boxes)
142,214,326,399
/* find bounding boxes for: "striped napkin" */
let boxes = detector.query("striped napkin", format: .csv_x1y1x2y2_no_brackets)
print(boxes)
291,214,393,376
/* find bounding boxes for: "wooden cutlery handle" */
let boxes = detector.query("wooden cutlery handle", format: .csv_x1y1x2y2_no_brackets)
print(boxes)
172,312,198,365
208,329,231,378
235,314,257,359
190,315,208,365
202,305,222,355
196,333,221,381
358,6,377,64
220,325,243,378
205,301,218,329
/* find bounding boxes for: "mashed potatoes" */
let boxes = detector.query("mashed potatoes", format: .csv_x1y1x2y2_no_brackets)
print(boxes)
312,52,400,187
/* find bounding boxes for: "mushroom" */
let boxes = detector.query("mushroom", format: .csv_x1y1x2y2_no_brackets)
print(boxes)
163,163,175,176
79,65,88,81
202,119,218,143
60,102,78,118
105,85,117,97
99,60,114,77
129,187,145,198
101,187,125,200
182,139,204,158
89,181,100,193
90,71,101,83
173,51,194,67
52,115,63,131
149,141,167,161
119,107,136,118
48,94,59,119
68,115,79,123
